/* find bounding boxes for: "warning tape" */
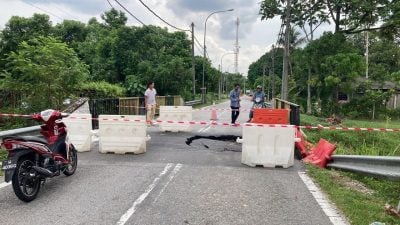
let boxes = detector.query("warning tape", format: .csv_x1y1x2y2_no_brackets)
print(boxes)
118,105,252,112
1,113,400,132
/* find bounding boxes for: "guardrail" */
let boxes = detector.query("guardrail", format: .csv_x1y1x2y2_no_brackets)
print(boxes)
184,99,202,106
0,126,41,142
327,155,400,181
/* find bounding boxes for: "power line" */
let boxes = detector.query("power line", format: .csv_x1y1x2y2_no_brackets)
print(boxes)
23,1,64,21
106,0,115,9
45,0,77,20
113,0,145,26
137,0,189,32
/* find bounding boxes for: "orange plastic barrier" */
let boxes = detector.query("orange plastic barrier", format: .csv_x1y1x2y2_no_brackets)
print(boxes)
252,109,289,124
303,138,336,168
294,128,313,159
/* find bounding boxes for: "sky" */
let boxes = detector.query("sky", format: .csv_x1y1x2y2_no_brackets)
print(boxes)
0,0,333,76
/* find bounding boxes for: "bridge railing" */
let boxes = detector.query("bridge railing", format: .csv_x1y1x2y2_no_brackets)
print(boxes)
273,98,300,126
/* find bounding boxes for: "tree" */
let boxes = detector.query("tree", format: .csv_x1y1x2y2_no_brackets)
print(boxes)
0,14,52,67
101,8,127,29
260,0,399,34
2,37,89,111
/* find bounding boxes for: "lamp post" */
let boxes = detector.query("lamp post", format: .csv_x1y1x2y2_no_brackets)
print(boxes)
202,8,234,103
219,52,235,100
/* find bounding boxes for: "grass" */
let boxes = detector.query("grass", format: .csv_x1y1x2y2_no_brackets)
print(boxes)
307,165,400,225
301,114,400,156
302,114,400,224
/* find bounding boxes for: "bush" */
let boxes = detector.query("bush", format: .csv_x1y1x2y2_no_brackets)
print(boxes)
79,81,126,98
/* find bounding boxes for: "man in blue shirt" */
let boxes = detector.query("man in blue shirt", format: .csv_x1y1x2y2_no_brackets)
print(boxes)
229,83,241,124
247,85,266,122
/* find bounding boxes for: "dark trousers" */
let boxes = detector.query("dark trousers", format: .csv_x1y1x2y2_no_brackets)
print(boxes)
231,106,240,123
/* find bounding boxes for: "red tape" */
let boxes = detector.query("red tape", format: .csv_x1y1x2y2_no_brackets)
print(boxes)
1,113,400,132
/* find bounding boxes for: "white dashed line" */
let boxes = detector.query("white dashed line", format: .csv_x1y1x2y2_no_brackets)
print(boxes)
0,182,11,189
153,163,182,203
298,172,350,225
116,163,173,225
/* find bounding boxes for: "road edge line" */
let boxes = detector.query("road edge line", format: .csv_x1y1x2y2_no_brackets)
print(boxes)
298,172,350,225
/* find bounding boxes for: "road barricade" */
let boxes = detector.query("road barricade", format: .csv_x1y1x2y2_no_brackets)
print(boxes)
158,106,192,132
98,115,149,154
239,124,297,168
252,109,289,124
303,139,336,168
63,114,92,152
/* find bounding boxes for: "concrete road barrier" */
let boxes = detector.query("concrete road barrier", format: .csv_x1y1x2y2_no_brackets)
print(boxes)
98,115,149,154
63,114,92,152
158,106,192,132
239,125,297,168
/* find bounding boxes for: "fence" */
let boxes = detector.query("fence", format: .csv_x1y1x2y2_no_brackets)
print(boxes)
273,98,300,126
89,96,183,129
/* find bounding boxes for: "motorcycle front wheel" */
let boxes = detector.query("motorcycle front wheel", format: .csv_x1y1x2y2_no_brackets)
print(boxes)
63,145,77,176
12,157,41,202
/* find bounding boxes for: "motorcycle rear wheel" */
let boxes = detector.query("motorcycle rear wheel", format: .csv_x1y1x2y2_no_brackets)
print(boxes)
12,157,41,202
63,145,77,176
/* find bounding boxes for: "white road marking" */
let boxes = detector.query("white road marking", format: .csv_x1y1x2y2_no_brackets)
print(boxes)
298,172,350,225
0,182,11,189
201,126,211,133
153,163,182,203
116,163,173,225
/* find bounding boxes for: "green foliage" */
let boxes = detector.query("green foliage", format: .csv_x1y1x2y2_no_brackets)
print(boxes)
2,36,89,112
301,114,400,156
124,75,146,97
79,81,126,98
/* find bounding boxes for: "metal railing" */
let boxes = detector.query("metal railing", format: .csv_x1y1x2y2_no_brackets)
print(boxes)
273,98,300,126
327,155,400,181
184,99,202,106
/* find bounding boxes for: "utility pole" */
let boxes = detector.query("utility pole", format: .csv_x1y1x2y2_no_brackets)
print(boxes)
234,17,240,73
271,44,275,99
365,30,369,79
262,65,266,93
281,0,291,100
191,22,196,98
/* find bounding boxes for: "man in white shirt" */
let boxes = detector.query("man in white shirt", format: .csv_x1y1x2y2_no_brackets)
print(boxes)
144,81,157,126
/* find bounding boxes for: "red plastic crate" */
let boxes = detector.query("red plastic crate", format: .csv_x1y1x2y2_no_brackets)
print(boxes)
252,109,289,124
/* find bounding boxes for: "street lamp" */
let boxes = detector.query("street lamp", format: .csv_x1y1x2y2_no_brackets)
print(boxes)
219,52,235,100
202,8,234,103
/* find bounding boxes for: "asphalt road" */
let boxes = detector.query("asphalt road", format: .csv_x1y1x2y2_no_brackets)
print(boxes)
0,98,333,225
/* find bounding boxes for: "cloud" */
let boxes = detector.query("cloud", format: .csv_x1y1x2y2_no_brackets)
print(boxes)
28,0,107,14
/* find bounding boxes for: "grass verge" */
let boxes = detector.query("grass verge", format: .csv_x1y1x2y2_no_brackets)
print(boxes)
301,114,400,156
307,165,400,225
302,114,400,224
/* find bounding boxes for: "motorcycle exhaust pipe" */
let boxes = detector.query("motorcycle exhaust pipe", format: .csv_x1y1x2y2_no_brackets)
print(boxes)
32,166,55,178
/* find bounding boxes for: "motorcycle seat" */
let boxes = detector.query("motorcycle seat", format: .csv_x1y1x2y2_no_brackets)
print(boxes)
3,136,48,145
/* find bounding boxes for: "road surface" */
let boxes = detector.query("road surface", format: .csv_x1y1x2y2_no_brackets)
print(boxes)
0,98,338,225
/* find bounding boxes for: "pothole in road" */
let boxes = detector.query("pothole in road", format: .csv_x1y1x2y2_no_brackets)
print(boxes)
185,135,242,152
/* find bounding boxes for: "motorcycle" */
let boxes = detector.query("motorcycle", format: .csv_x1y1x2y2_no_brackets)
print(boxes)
247,96,272,122
1,109,77,202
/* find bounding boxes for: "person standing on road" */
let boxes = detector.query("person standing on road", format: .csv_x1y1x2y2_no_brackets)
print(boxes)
229,83,241,125
144,81,157,126
247,85,266,122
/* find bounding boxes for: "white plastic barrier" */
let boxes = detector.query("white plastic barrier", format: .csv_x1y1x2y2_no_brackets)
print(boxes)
63,114,92,152
158,106,192,132
98,115,149,154
239,125,296,168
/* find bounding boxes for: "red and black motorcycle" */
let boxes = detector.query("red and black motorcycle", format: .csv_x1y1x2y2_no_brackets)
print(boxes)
1,109,78,202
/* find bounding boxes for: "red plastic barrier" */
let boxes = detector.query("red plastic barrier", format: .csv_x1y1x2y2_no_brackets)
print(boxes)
303,138,336,168
252,109,289,124
295,128,311,158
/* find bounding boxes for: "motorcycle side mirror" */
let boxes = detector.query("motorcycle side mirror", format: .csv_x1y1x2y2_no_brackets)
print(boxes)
61,113,70,118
